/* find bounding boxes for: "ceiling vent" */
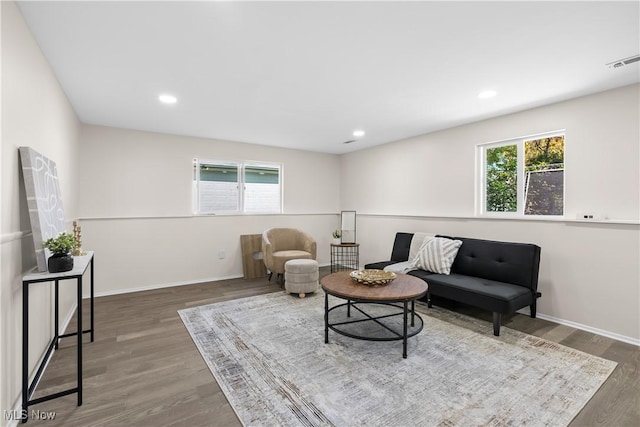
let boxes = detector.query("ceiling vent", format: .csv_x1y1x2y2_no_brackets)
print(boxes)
606,54,640,69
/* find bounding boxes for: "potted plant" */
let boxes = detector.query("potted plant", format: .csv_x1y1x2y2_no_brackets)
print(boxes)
42,232,77,273
332,229,342,245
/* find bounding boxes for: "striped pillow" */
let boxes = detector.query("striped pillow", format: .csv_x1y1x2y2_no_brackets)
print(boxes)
411,237,463,275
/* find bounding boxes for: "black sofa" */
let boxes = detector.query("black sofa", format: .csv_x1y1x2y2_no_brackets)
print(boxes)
365,232,541,336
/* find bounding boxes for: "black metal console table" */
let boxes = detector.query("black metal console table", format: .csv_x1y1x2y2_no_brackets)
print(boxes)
21,251,95,423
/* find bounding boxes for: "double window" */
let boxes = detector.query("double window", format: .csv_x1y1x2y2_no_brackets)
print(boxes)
193,159,282,214
478,132,565,217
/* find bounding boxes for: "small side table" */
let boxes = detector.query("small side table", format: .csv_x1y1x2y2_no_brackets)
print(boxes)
330,243,359,273
21,251,95,423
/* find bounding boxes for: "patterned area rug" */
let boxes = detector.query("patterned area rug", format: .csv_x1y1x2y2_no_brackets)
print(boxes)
178,292,616,426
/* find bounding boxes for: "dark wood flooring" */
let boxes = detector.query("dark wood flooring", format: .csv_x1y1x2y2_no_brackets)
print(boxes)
23,268,639,426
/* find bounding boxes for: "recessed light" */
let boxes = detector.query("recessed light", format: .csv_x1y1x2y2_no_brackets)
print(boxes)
353,130,365,137
158,94,177,104
478,90,497,99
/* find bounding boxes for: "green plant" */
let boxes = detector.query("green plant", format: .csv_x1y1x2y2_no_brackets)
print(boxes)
332,229,342,239
43,232,77,256
486,144,518,212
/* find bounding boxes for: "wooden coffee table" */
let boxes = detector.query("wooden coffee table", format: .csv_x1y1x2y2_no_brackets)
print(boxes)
321,271,428,358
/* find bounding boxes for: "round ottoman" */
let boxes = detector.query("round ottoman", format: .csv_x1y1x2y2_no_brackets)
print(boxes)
284,259,319,298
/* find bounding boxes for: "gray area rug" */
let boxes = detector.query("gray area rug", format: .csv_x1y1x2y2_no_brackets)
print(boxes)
178,292,616,426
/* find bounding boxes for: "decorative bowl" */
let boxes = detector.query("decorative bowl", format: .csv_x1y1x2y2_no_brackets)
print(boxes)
350,269,397,286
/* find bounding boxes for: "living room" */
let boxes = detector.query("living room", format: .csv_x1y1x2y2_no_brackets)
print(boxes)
2,1,639,426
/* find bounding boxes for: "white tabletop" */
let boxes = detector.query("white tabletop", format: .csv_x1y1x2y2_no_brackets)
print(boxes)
23,251,94,282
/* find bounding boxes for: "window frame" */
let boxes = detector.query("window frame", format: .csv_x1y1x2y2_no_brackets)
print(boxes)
476,130,565,219
193,158,283,215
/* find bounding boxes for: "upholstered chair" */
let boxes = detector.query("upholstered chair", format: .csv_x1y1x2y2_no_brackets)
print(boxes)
262,228,317,283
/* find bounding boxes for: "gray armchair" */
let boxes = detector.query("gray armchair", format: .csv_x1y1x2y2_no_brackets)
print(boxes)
262,228,317,282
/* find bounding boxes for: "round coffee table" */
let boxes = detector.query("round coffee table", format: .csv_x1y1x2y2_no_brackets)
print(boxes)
321,271,428,358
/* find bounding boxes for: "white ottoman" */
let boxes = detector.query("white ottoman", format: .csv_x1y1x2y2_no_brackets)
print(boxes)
284,259,319,298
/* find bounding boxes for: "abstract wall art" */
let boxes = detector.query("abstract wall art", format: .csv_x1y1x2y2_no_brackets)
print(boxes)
19,146,67,271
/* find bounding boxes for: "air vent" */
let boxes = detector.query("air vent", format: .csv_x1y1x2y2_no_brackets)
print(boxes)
343,140,356,144
606,54,640,69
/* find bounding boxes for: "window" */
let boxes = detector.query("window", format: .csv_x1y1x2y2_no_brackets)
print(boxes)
193,159,281,214
478,132,564,217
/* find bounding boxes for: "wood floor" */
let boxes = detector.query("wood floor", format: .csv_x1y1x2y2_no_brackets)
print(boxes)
24,268,639,426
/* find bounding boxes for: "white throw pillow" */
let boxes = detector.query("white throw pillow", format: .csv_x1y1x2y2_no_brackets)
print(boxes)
408,232,436,261
411,237,463,275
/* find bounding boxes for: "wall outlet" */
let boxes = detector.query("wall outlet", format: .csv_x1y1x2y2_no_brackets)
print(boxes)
576,213,603,221
218,250,225,259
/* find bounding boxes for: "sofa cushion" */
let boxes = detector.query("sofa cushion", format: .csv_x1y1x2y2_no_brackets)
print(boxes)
411,237,462,275
407,269,437,281
451,237,541,290
426,273,534,314
271,250,313,273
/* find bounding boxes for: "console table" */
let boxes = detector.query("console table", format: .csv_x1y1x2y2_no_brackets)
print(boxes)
21,251,95,423
330,243,359,273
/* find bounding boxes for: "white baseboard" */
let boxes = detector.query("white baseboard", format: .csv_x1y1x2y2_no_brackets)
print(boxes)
82,270,638,347
89,274,244,298
85,263,331,299
535,313,639,347
516,306,638,346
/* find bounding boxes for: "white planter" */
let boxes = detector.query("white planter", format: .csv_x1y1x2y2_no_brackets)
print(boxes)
332,238,342,245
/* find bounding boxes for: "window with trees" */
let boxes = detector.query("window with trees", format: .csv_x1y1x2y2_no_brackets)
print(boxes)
193,159,282,214
478,132,564,217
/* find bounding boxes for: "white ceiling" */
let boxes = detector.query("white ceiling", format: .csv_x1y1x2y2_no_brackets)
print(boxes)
17,1,640,154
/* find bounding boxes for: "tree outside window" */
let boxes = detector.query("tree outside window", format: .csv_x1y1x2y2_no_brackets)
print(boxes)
485,144,518,212
524,136,564,216
481,133,564,217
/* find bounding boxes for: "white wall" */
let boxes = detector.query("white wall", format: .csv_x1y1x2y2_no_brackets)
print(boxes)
341,85,640,343
1,1,81,420
77,125,341,294
341,85,639,220
2,0,637,419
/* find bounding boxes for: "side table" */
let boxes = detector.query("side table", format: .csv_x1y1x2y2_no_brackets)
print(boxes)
21,251,95,423
330,243,359,273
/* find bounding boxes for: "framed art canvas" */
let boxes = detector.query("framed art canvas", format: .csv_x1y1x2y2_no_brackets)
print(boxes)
341,210,356,244
19,147,67,271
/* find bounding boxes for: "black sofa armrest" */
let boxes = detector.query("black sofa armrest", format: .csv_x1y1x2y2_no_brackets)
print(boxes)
390,232,414,262
364,261,400,270
364,232,415,270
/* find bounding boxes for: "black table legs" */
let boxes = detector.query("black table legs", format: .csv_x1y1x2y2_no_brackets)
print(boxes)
324,297,423,359
22,282,28,423
403,301,408,359
324,291,329,344
90,257,94,342
77,276,83,406
21,255,94,423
